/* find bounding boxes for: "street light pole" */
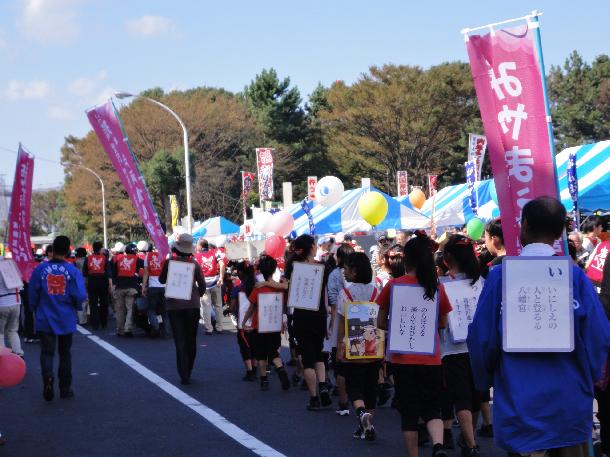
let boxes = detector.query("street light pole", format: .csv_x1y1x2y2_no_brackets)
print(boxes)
75,165,107,248
114,91,192,234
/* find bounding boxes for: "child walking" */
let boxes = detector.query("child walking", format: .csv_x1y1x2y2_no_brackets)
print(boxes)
243,255,290,391
229,261,257,382
336,252,382,441
377,233,452,457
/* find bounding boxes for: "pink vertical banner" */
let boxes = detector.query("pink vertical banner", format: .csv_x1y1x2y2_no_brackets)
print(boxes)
427,174,438,197
7,144,36,281
86,101,170,259
465,24,559,255
397,171,409,197
256,148,274,201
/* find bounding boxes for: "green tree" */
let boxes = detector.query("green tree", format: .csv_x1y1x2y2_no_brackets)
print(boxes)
548,51,610,149
30,189,65,236
320,63,481,193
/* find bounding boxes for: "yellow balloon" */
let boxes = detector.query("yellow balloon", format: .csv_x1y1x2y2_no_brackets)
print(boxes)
409,189,426,209
358,192,388,226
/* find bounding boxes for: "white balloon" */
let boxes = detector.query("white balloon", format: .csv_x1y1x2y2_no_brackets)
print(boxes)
267,210,295,237
315,176,344,207
254,211,273,234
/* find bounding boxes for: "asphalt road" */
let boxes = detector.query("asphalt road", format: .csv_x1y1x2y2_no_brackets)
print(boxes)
0,321,502,457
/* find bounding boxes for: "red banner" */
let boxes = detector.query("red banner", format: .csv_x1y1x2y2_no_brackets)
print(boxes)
397,171,408,197
586,241,609,284
307,176,317,201
86,101,170,259
7,145,35,281
468,133,488,180
242,171,255,197
256,148,274,201
466,23,559,255
427,174,438,197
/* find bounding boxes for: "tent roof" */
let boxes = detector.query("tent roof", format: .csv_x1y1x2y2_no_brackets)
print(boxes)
192,216,240,240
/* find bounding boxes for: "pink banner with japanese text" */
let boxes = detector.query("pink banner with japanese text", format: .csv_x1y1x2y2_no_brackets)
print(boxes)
466,24,559,255
7,145,36,281
86,101,169,259
397,171,408,197
256,148,274,201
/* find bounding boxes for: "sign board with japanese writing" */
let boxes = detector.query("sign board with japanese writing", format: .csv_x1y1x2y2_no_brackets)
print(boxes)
344,302,385,360
287,262,324,311
388,284,439,355
443,278,483,343
307,176,318,201
397,171,409,197
257,292,283,333
238,291,252,330
0,258,24,290
502,257,573,352
164,260,195,301
226,240,266,261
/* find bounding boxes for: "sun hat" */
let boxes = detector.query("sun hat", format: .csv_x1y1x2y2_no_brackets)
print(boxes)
174,233,194,255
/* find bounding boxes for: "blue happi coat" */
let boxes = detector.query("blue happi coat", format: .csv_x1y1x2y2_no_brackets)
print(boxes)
467,245,610,453
29,259,87,335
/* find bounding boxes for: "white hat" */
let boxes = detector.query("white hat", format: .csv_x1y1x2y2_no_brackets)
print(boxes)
136,241,149,252
113,242,125,253
36,248,44,256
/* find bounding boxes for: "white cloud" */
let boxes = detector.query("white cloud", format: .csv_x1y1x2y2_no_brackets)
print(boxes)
126,15,174,37
69,70,107,96
17,0,82,44
47,105,74,120
94,86,116,105
5,79,51,100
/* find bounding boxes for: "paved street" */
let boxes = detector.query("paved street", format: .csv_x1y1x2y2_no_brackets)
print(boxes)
1,323,502,457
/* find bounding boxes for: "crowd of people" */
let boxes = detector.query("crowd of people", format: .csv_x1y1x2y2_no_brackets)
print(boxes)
1,197,609,457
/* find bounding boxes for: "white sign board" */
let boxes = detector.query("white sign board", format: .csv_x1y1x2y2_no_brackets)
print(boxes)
443,278,483,343
503,257,573,352
287,262,325,311
238,291,252,330
388,284,438,355
0,259,24,290
164,260,195,301
257,292,284,333
226,240,267,261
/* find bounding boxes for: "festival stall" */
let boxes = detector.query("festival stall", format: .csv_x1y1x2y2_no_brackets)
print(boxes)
291,187,430,236
192,216,240,241
420,140,610,227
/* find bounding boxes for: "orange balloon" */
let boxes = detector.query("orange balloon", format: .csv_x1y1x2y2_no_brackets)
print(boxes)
409,189,426,209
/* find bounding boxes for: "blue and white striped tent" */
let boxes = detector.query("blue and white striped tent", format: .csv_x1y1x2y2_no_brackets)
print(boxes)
419,140,610,227
292,187,430,236
192,216,240,241
556,140,610,212
285,199,315,220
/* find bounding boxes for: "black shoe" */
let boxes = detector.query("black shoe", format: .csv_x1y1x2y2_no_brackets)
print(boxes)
59,389,74,399
319,388,332,407
352,424,364,439
443,429,455,449
277,369,290,391
306,396,321,411
335,402,350,416
123,332,133,338
360,411,375,441
432,443,448,457
205,331,213,335
378,383,391,406
291,373,301,387
461,446,480,457
260,378,270,391
180,377,191,385
477,424,493,438
43,376,54,402
149,329,161,338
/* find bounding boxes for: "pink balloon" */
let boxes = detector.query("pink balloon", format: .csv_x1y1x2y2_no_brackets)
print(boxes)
265,235,287,259
0,347,11,356
267,211,294,237
0,353,26,388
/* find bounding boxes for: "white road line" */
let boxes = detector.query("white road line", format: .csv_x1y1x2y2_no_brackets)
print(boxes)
77,326,286,457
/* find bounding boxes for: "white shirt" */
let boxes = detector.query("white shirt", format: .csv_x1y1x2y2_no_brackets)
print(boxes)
520,242,556,257
144,256,165,289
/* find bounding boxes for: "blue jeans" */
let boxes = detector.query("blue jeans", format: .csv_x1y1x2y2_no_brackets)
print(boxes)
40,332,72,390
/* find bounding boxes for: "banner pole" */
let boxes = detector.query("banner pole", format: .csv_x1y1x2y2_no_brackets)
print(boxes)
528,11,569,253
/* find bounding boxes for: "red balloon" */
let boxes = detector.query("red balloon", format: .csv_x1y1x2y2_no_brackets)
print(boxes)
0,353,26,388
265,235,287,259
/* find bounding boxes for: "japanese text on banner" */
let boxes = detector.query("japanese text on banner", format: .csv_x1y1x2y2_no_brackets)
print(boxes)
256,148,274,201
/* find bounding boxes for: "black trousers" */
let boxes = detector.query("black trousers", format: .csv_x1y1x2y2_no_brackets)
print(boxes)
40,332,73,390
88,285,109,328
168,308,200,382
597,386,610,453
21,283,36,338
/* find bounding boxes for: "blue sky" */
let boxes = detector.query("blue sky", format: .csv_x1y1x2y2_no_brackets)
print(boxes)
0,0,608,190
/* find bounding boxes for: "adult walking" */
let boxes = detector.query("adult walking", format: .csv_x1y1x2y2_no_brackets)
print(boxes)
0,258,24,357
83,241,112,330
29,236,87,401
194,239,225,334
159,233,206,385
111,244,143,337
